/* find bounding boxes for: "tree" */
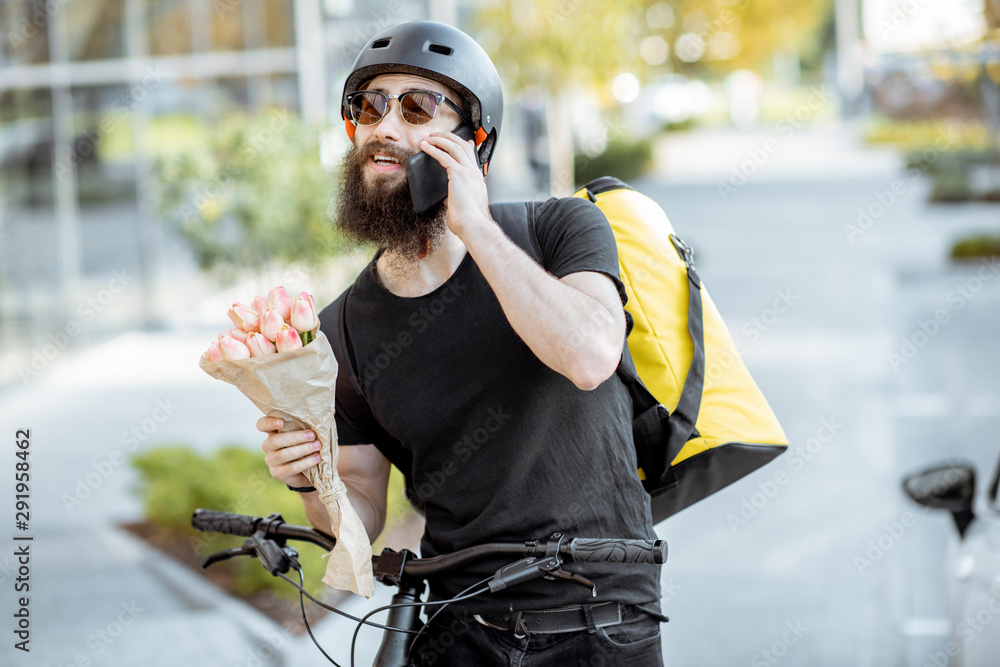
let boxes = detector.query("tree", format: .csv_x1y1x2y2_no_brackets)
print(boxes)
153,109,343,282
473,0,650,193
472,0,832,192
682,0,832,74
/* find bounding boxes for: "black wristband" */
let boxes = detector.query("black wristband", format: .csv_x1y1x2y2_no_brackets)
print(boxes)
285,482,317,493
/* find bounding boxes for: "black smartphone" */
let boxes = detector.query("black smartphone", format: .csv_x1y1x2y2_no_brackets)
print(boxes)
407,123,477,215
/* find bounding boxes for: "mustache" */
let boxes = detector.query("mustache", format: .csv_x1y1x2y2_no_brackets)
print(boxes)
334,136,447,259
358,140,414,164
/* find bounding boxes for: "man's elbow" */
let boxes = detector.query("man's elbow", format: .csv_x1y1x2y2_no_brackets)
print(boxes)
566,345,621,391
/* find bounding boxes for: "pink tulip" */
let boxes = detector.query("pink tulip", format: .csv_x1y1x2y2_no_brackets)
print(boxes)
201,341,224,363
251,295,268,316
268,286,292,321
296,291,315,311
223,327,248,343
260,307,285,342
228,302,260,333
246,332,277,357
275,324,303,353
290,293,319,334
218,335,251,360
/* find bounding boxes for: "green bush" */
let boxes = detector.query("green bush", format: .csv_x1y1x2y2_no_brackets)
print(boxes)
907,151,972,202
951,234,1000,260
866,119,993,152
906,149,1000,202
153,110,345,279
574,138,653,187
130,444,416,601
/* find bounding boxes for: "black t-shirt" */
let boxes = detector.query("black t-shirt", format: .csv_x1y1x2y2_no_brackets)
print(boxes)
324,196,661,615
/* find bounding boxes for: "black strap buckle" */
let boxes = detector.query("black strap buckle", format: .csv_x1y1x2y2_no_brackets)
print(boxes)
669,234,701,287
669,234,695,268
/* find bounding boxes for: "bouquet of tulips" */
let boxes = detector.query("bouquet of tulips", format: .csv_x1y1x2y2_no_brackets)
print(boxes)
201,288,320,362
199,286,373,597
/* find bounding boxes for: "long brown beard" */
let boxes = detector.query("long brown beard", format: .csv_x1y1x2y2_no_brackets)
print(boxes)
333,140,447,260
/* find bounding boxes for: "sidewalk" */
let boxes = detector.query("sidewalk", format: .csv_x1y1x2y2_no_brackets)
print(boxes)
649,121,903,184
0,328,389,666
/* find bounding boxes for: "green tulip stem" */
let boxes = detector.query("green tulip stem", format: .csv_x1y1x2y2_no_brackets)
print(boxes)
300,330,315,347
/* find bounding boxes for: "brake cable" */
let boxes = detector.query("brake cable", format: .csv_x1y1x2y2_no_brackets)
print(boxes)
349,578,492,667
291,568,342,667
399,576,494,667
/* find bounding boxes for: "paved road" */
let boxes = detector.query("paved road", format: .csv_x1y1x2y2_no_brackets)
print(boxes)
632,140,1000,665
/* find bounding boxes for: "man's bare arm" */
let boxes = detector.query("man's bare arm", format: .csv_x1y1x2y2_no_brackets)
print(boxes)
258,417,390,542
420,133,626,390
462,226,626,390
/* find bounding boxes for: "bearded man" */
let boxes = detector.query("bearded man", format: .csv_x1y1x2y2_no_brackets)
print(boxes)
258,20,665,666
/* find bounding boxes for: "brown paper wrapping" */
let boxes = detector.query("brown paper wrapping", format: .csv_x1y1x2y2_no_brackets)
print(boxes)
199,330,374,597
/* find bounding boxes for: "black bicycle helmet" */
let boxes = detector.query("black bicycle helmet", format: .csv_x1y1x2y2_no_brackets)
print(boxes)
342,20,503,172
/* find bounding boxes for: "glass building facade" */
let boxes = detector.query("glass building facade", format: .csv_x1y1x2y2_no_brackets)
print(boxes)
0,0,330,364
0,0,455,378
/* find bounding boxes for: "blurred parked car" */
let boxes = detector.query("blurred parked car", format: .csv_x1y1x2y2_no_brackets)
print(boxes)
903,455,1000,666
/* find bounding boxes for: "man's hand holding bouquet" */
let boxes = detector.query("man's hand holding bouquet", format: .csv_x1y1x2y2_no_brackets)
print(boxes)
200,287,374,597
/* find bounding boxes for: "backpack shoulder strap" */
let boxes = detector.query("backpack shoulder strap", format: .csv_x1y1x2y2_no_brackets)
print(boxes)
320,286,370,426
491,197,672,472
579,179,706,488
490,201,542,263
318,286,416,487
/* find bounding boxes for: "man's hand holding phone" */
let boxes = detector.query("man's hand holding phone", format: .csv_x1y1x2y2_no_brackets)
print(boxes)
412,125,493,238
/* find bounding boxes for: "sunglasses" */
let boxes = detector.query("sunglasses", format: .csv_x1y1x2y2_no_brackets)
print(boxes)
345,89,471,127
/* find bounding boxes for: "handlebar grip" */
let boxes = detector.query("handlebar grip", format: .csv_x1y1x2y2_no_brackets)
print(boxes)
567,538,667,564
191,509,262,537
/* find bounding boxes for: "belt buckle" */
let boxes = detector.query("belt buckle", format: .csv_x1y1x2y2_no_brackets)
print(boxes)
475,612,527,638
474,614,509,632
476,603,624,637
512,613,527,639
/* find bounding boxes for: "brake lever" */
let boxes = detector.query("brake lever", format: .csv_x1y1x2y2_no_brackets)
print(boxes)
540,561,597,597
488,556,562,592
248,533,300,575
202,546,253,569
200,532,300,576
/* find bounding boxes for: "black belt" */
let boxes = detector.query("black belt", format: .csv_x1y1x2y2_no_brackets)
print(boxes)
474,601,623,638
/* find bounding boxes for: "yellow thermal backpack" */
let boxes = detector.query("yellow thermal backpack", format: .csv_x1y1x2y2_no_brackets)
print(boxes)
494,176,789,522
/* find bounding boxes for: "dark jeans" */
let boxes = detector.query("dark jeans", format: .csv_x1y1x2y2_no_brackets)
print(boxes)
412,605,663,667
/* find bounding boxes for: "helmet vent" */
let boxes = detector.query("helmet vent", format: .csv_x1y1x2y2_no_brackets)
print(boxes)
371,39,391,49
427,43,453,56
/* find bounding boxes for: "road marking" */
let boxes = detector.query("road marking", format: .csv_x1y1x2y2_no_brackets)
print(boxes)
965,394,1000,417
892,393,953,417
899,617,951,637
891,394,1000,417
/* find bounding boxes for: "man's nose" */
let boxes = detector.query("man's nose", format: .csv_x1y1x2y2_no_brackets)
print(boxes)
372,99,405,144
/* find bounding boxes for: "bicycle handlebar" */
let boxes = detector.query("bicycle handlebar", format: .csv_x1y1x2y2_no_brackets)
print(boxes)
191,509,666,575
192,508,666,667
191,509,258,537
191,508,337,551
568,538,666,564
